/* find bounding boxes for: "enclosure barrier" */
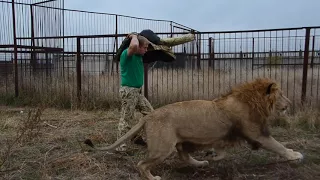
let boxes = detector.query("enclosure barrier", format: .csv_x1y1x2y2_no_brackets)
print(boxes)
1,1,320,111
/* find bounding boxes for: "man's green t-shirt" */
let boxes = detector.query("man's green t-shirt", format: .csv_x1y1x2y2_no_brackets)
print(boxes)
120,48,144,88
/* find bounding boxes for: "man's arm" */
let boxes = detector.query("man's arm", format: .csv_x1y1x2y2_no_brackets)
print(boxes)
127,34,139,56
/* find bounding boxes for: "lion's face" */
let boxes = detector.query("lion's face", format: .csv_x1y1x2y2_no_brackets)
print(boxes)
274,91,291,115
266,82,291,116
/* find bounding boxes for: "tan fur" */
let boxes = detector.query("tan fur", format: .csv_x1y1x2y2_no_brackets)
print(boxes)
85,78,303,180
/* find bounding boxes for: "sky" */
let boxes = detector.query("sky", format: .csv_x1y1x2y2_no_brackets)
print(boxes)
64,0,320,32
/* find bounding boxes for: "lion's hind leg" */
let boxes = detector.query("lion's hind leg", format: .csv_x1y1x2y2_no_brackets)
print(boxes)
137,157,164,180
176,143,209,167
137,145,176,180
137,130,177,180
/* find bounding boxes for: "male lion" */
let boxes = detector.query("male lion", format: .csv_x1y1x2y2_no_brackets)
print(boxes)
85,78,303,180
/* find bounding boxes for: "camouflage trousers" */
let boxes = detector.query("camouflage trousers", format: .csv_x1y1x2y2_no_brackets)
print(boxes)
117,86,154,142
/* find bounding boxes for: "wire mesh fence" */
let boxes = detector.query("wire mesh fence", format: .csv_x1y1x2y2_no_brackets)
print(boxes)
1,1,320,111
145,28,320,110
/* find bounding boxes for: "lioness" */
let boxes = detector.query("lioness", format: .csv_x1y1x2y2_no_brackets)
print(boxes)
85,78,303,180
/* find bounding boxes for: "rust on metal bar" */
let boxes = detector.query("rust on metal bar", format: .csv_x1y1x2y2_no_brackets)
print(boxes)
301,27,311,104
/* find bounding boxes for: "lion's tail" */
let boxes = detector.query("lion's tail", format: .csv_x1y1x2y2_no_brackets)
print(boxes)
84,118,146,151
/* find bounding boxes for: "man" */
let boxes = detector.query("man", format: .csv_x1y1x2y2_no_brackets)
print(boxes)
117,34,154,152
117,32,196,152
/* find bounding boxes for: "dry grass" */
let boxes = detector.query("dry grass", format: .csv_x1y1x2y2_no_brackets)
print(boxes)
0,105,319,180
0,72,121,110
1,65,320,111
147,66,320,109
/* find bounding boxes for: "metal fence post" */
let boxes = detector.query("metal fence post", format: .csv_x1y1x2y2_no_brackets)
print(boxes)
30,4,36,73
301,27,311,105
197,33,201,69
115,15,119,73
252,38,255,71
311,35,315,68
208,37,212,67
11,0,19,97
170,21,173,38
76,37,82,106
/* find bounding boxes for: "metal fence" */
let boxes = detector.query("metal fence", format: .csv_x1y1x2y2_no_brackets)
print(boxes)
0,0,195,109
147,27,320,110
1,1,320,110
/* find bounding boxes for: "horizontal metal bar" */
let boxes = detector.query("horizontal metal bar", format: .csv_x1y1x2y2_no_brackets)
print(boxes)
201,57,254,60
16,26,320,40
198,35,311,41
32,4,174,23
0,0,29,5
252,63,320,66
32,0,57,5
172,25,194,32
16,34,128,39
199,26,320,34
58,51,116,55
172,22,195,32
0,0,57,5
0,45,63,51
16,31,198,39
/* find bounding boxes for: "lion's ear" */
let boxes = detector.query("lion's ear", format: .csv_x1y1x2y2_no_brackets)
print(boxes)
266,83,277,95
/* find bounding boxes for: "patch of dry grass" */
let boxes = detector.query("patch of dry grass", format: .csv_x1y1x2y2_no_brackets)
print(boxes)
1,66,320,111
0,72,121,110
0,106,319,180
147,66,320,109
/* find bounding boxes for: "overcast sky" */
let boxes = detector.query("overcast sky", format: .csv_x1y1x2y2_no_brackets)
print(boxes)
64,0,320,31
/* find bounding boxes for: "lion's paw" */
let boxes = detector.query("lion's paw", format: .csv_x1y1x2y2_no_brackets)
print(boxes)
153,176,161,180
190,160,209,167
198,160,209,167
286,149,293,153
286,150,303,161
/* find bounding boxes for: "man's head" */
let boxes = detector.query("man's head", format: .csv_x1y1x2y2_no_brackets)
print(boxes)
137,35,149,55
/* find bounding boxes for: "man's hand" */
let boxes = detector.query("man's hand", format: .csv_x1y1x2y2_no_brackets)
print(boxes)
127,32,139,39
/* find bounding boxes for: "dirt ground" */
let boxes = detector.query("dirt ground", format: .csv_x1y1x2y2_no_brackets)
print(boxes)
0,106,319,180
